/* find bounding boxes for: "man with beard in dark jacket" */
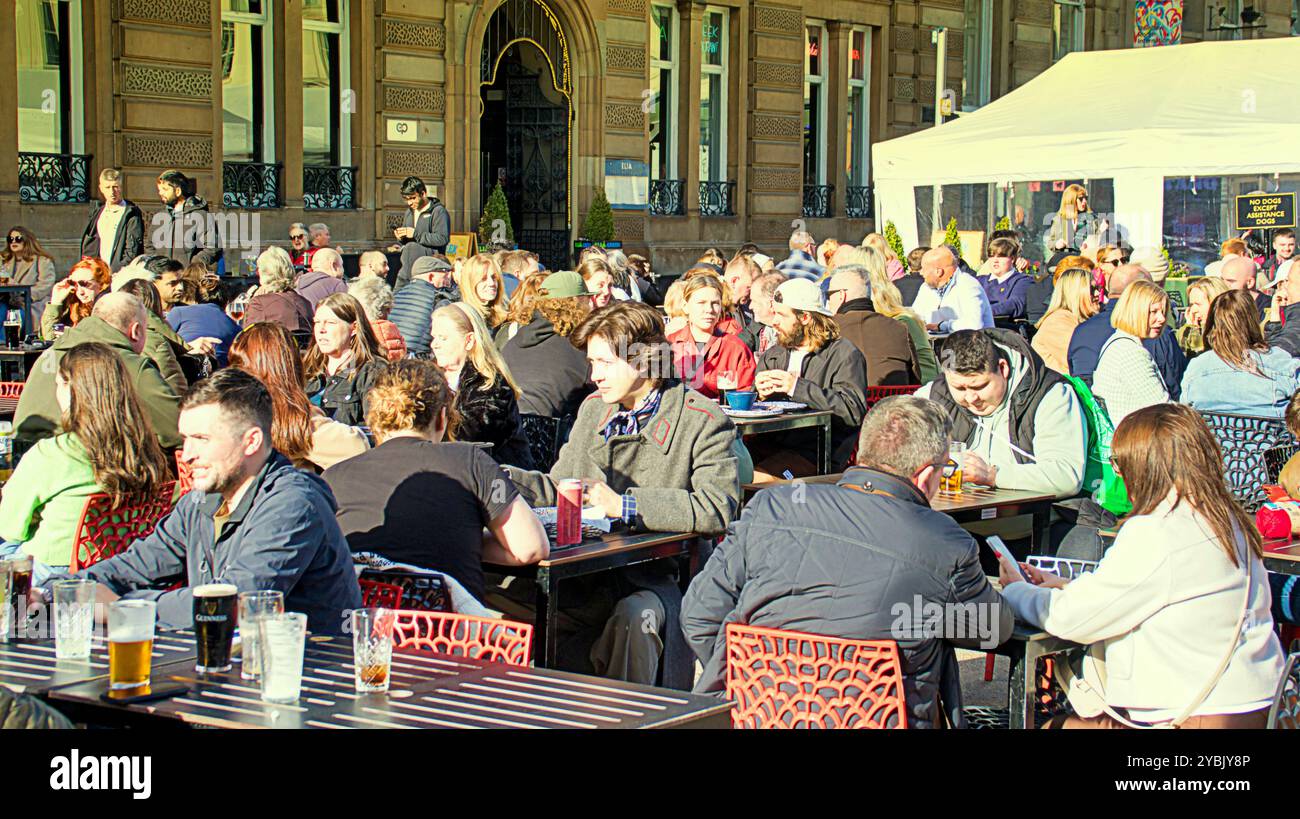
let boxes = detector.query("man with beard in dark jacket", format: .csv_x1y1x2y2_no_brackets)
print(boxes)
502,271,593,418
151,170,223,268
79,168,144,271
683,395,1013,728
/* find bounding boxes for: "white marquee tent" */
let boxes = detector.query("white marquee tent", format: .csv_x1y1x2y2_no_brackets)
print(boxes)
872,37,1300,251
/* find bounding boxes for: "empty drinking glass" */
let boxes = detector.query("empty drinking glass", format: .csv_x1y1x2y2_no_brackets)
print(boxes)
237,590,284,681
352,608,396,694
53,578,97,660
258,612,307,704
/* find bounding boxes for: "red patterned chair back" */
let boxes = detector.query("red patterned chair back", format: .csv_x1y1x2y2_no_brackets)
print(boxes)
865,384,922,411
174,451,194,495
0,381,23,416
358,578,404,609
725,623,908,729
69,481,178,572
392,611,533,667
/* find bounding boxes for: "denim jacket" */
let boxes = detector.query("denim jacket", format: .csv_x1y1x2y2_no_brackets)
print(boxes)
1180,346,1300,419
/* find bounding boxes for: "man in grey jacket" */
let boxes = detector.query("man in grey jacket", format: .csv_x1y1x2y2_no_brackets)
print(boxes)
505,301,741,688
388,176,450,293
682,396,1013,728
71,369,361,634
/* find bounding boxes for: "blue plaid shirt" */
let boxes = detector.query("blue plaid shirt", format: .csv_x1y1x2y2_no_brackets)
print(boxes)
598,389,662,523
776,249,825,282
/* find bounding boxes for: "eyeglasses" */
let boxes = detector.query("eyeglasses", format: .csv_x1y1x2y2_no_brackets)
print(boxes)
826,288,846,299
68,279,97,288
7,236,23,244
1104,256,1129,266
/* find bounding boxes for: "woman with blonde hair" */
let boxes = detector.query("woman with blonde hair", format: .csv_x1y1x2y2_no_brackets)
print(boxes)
1032,269,1098,374
816,238,840,269
304,292,388,426
430,301,533,467
862,233,905,281
1091,280,1170,424
1177,276,1231,357
1048,184,1099,252
455,254,508,329
861,251,939,383
41,257,110,339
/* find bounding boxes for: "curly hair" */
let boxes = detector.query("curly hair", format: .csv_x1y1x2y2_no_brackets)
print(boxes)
366,358,460,443
503,272,548,327
536,295,592,337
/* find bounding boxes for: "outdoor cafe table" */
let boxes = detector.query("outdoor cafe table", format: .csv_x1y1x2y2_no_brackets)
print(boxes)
991,623,1079,730
484,530,707,672
1263,537,1300,577
0,629,197,696
731,408,834,475
44,633,732,729
743,474,1056,552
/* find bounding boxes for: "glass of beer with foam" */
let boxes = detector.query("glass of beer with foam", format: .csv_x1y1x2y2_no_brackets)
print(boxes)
108,600,156,690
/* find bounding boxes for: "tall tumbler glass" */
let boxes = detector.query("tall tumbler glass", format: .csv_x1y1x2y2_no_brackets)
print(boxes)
53,578,97,660
352,608,396,694
4,554,32,613
258,612,307,704
238,590,284,681
107,600,156,690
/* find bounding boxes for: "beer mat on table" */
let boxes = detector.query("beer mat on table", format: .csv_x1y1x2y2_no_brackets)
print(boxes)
530,506,613,532
754,400,807,412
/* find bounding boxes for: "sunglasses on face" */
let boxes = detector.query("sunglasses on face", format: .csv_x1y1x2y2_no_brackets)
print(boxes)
69,279,96,288
7,236,24,244
1105,256,1129,265
290,233,307,240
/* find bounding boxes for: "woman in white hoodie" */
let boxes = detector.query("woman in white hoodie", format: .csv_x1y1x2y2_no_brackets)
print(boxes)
999,403,1285,728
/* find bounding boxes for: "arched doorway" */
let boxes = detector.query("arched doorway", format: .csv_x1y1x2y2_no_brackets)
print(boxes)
479,0,572,271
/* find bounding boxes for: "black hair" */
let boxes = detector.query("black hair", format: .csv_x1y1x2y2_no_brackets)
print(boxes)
400,176,426,197
181,369,273,439
142,255,184,275
939,330,1007,376
118,278,164,319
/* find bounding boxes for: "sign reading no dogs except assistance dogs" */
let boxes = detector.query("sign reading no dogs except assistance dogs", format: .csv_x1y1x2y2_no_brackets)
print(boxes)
1235,192,1296,231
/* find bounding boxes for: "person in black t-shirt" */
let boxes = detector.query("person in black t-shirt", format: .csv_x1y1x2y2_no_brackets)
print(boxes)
322,359,548,601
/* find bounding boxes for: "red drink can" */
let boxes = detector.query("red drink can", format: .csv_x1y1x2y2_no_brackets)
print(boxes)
556,479,583,546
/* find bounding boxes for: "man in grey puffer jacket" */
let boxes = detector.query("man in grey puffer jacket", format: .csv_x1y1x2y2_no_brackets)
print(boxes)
683,396,1013,728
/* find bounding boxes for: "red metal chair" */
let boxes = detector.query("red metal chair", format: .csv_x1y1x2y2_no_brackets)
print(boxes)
69,481,178,572
392,610,533,667
725,623,908,729
0,381,23,416
865,384,922,411
174,451,194,495
358,578,404,609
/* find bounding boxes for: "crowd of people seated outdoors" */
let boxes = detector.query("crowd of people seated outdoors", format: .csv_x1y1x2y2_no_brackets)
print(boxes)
6,168,1300,729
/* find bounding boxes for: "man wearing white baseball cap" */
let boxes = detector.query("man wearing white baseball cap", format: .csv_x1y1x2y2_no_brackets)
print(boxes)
750,278,869,480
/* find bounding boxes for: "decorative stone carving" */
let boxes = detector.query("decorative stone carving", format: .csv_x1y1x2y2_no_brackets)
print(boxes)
383,148,445,179
751,115,801,141
753,61,801,88
605,103,645,132
749,166,801,191
384,19,446,50
385,211,406,232
894,27,916,51
749,217,800,239
122,63,212,99
894,77,917,102
917,79,936,101
383,84,444,115
753,5,803,35
607,0,648,19
123,135,212,168
614,214,646,240
120,0,210,27
606,44,647,75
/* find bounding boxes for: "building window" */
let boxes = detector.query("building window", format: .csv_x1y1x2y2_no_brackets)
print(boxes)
846,27,871,189
963,0,991,109
698,7,728,184
303,0,350,167
221,0,274,163
1052,0,1085,60
16,0,83,154
649,3,679,182
803,22,827,187
1292,0,1299,35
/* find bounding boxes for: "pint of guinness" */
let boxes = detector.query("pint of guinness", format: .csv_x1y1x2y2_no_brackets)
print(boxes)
193,583,238,672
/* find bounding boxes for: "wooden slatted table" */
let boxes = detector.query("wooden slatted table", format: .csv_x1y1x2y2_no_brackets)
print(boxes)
45,634,732,729
0,629,196,695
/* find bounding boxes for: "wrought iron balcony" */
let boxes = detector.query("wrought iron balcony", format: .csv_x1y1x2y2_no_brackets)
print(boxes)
18,152,92,203
223,161,282,209
699,180,736,217
846,185,874,219
304,165,358,210
802,184,834,219
649,179,686,217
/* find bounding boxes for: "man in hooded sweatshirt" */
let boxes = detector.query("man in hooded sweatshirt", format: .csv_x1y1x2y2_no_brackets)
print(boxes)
502,271,594,419
151,170,222,268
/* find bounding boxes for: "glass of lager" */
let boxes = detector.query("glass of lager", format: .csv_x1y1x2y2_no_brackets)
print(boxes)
942,442,965,495
193,583,238,672
107,600,156,690
53,578,97,660
258,612,307,704
352,608,396,694
237,590,284,681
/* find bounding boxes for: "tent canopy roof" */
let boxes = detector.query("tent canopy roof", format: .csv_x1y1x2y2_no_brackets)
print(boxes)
872,38,1300,186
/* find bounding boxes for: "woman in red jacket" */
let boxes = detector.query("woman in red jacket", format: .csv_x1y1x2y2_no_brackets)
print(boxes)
666,274,755,400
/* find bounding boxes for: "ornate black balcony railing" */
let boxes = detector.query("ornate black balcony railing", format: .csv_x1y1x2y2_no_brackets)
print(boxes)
802,184,834,219
699,180,736,217
223,161,282,209
846,185,874,219
304,165,358,210
18,152,92,203
649,179,686,216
